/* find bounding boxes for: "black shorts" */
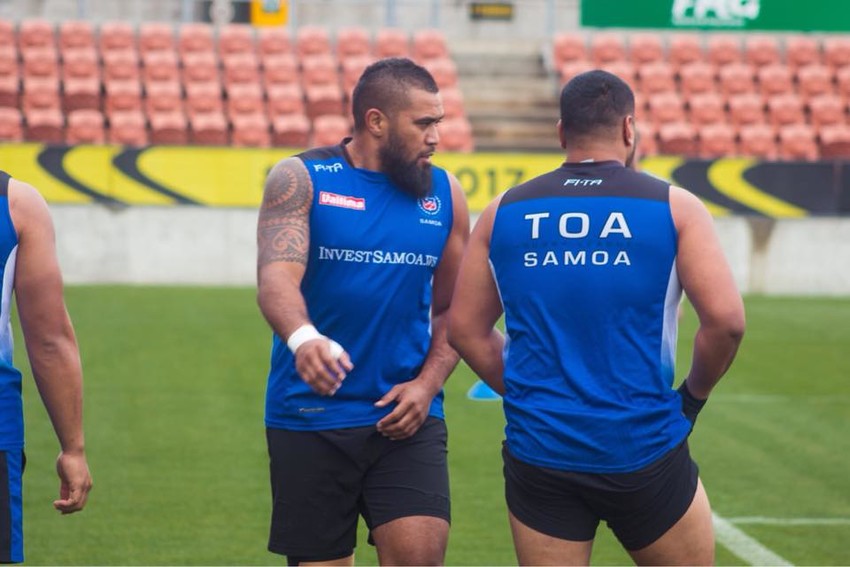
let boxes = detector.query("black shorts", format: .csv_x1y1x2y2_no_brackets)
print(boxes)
504,440,698,551
267,417,450,562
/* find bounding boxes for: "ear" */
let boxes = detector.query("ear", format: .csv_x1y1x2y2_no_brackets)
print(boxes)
623,115,635,147
365,108,386,137
557,119,566,150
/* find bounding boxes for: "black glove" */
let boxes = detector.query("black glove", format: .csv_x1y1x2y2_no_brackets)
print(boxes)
677,381,707,431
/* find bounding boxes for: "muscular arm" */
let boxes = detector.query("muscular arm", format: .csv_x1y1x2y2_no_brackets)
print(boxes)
446,197,506,395
671,186,746,399
256,158,350,395
375,175,470,438
10,180,91,514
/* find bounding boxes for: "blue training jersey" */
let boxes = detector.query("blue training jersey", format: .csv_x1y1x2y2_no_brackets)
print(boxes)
265,141,454,430
0,171,22,451
489,160,691,473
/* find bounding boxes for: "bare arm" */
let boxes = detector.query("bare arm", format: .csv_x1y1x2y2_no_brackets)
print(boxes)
446,197,507,395
256,158,351,396
375,175,470,438
10,179,91,514
671,186,746,400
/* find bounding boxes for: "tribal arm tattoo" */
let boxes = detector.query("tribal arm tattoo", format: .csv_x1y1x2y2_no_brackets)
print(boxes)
257,158,313,267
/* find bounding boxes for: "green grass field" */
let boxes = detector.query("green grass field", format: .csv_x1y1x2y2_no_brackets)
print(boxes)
15,287,850,565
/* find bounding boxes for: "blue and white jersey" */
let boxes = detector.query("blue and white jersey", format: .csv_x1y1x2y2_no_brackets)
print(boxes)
265,141,454,431
0,171,22,451
489,160,691,473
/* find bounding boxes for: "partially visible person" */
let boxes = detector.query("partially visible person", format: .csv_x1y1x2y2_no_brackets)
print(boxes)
0,171,92,563
257,58,469,565
447,70,744,565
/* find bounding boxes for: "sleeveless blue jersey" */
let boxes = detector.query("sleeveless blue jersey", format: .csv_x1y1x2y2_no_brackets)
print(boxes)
0,172,22,451
489,160,691,473
265,142,454,430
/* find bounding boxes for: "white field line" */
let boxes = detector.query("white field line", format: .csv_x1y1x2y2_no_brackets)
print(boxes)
729,516,850,526
713,513,793,566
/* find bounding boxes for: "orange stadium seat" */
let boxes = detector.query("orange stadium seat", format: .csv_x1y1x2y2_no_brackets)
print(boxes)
757,64,793,98
744,35,781,68
226,82,264,120
0,19,14,49
24,107,64,143
374,28,410,58
818,123,850,158
796,64,834,102
440,86,466,119
657,122,696,156
646,91,686,125
688,92,726,126
182,51,220,86
218,24,255,58
142,50,180,84
552,33,586,69
223,52,261,86
738,124,778,159
600,61,636,90
266,83,305,119
178,23,214,56
808,94,846,127
59,20,95,54
105,79,142,117
304,83,345,119
263,53,300,87
139,22,175,54
0,107,23,141
412,29,448,61
336,27,371,60
438,117,474,152
823,36,850,70
99,21,136,54
66,108,105,143
778,123,818,160
341,55,374,99
22,47,59,86
706,34,742,68
590,33,625,66
296,25,331,58
18,19,55,51
423,57,458,89
62,49,101,111
108,110,148,146
679,62,715,97
632,92,646,121
718,62,756,97
636,122,657,156
22,79,60,113
785,35,821,70
232,112,271,147
559,60,593,86
767,93,805,127
301,53,339,86
312,114,350,147
698,122,736,158
103,49,140,82
185,81,224,118
144,80,183,115
272,112,310,146
258,27,292,61
0,47,19,108
668,34,702,70
629,34,664,66
727,93,765,126
189,110,228,145
637,61,675,95
149,109,188,145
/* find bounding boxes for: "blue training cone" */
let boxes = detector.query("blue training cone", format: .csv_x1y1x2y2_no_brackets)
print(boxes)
467,380,502,401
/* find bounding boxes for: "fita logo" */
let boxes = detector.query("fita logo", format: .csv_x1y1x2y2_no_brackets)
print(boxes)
418,196,441,216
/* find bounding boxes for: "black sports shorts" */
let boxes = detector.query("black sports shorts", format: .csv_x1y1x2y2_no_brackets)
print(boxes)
267,417,450,562
503,440,698,551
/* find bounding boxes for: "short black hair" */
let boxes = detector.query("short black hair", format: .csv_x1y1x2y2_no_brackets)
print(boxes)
560,70,635,140
351,57,439,131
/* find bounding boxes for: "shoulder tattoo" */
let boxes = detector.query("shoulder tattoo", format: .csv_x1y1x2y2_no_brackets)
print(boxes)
257,159,313,266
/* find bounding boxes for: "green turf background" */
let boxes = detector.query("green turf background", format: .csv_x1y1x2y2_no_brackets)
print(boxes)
15,288,850,565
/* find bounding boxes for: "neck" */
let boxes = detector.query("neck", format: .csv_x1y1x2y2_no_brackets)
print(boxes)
564,148,625,165
345,134,383,172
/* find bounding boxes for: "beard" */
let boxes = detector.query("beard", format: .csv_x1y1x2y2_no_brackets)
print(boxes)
379,130,433,198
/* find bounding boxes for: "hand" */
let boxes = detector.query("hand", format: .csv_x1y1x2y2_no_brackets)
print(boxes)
374,380,435,440
54,451,92,514
677,381,707,432
294,338,354,396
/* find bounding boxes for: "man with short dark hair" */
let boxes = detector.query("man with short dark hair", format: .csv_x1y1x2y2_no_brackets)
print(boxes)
257,58,468,565
0,172,92,563
447,70,745,565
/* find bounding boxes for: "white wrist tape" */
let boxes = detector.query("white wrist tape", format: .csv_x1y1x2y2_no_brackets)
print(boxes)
286,324,324,354
327,339,344,359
